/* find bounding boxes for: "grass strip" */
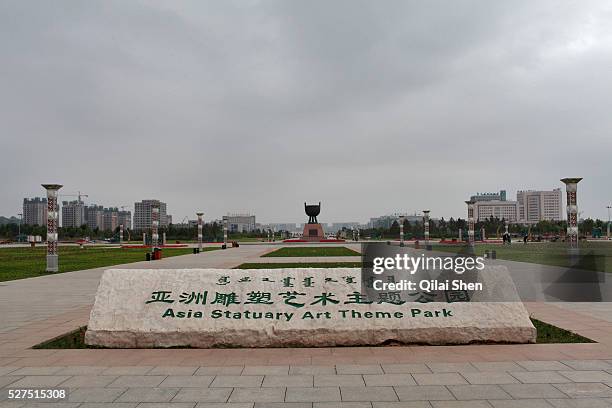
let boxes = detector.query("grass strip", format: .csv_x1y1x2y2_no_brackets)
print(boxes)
262,246,360,257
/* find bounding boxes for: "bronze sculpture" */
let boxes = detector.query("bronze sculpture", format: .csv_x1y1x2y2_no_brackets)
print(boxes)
304,202,321,224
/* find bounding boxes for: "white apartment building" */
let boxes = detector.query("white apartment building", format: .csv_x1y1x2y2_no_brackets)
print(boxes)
103,209,119,232
517,189,563,224
85,205,105,230
133,200,168,230
85,205,131,231
473,200,518,222
62,200,86,228
227,213,256,233
118,210,131,230
22,197,47,226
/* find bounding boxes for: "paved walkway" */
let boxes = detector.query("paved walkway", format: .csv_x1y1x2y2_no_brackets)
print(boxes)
3,360,612,407
2,243,612,406
0,245,272,334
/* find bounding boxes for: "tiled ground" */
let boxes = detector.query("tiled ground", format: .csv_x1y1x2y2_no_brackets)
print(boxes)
2,243,612,406
4,361,612,406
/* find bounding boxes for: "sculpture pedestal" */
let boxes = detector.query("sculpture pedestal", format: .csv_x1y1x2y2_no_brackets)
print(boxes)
303,223,325,241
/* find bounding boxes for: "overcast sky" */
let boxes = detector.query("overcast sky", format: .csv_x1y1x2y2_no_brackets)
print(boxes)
1,0,611,224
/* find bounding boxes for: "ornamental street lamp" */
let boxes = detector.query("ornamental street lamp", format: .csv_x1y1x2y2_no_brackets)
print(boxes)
607,205,611,239
423,210,430,248
561,178,582,255
399,215,405,247
222,216,228,248
42,184,62,272
465,200,475,253
151,205,160,249
196,212,204,252
18,213,22,242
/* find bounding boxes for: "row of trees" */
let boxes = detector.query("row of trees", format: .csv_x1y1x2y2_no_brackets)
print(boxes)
1,217,608,242
156,223,271,242
0,222,273,242
352,216,608,240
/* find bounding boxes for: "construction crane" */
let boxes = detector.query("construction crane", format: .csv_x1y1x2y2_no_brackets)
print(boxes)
60,191,88,203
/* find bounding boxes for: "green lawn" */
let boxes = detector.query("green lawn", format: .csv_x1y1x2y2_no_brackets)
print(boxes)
262,246,360,257
236,262,362,269
432,241,611,272
531,318,594,343
0,246,217,282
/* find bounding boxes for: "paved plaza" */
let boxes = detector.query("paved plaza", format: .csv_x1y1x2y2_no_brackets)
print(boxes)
2,244,612,406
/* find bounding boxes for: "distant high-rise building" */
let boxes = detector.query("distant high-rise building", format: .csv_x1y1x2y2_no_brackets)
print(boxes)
85,205,105,230
62,200,86,228
133,200,168,230
517,189,563,224
118,210,131,229
103,208,119,232
85,205,130,231
473,200,518,222
227,213,256,232
22,197,47,226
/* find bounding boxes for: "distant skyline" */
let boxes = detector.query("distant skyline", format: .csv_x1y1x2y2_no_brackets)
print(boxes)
2,1,611,223
11,182,608,225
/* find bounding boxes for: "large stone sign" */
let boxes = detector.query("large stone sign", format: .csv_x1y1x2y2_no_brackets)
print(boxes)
85,267,535,348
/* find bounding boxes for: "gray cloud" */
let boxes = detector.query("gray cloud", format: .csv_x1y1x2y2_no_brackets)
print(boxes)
1,0,611,223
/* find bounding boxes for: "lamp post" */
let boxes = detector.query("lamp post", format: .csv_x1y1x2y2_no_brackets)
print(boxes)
222,216,228,248
399,215,405,247
561,178,582,256
423,210,430,248
42,184,62,272
119,224,124,245
505,220,509,244
151,205,159,249
18,213,22,243
196,212,204,252
465,200,475,253
607,205,611,240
